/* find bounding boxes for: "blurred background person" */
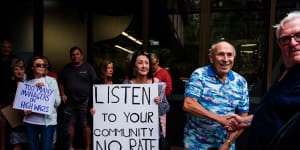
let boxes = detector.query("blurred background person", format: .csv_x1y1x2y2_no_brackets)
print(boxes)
6,59,28,150
150,53,172,96
42,56,57,79
59,46,96,150
150,52,172,142
89,59,120,116
0,39,19,150
95,59,122,84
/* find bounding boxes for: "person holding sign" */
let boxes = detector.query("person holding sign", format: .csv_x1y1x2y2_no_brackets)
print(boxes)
124,50,169,115
123,50,170,150
22,56,61,150
183,41,249,150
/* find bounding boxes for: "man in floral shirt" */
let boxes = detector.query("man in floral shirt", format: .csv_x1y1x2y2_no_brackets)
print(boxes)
183,41,249,150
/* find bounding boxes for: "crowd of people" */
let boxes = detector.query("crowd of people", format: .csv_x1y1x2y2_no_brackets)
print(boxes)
0,41,174,150
1,10,300,150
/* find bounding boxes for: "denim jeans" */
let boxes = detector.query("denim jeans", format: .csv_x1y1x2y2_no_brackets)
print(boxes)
24,122,56,150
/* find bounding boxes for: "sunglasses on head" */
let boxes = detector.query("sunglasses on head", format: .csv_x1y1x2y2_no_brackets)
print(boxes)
34,63,47,68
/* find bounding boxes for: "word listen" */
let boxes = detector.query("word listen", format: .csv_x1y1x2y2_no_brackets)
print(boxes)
95,85,152,105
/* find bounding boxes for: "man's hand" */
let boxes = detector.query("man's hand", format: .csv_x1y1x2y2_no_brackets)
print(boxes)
225,114,253,131
217,115,232,128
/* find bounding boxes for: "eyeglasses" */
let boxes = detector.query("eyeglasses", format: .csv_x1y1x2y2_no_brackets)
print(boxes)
278,32,300,45
34,63,47,68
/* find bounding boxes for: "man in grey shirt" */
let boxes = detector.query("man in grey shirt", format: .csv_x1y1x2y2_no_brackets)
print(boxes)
59,46,97,150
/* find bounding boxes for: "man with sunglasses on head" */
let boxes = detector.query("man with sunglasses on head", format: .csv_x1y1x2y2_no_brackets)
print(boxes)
226,11,300,150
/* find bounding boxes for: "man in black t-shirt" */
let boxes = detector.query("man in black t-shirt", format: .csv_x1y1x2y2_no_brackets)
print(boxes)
59,46,96,150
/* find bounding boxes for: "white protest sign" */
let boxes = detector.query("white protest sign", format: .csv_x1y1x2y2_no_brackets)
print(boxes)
93,84,159,150
13,82,55,115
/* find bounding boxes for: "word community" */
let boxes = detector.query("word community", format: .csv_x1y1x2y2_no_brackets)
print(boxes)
94,127,154,137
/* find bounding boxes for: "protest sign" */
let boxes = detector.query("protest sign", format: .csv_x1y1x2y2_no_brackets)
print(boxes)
93,84,159,150
13,82,55,115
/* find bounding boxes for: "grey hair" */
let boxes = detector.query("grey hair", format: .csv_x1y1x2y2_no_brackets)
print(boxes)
150,52,159,61
274,11,300,38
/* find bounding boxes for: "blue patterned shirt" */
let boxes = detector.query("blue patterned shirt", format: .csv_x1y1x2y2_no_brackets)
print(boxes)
184,65,249,150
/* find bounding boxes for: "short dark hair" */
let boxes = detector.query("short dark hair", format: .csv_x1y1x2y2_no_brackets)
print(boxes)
69,46,82,56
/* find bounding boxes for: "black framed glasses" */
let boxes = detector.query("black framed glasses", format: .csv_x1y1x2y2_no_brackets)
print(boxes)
278,32,300,45
34,63,47,68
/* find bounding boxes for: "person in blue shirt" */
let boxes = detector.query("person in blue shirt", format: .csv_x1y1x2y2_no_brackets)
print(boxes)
183,40,249,150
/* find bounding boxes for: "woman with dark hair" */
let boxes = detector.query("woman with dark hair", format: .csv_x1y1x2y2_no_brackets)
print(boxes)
23,56,61,150
97,59,114,84
124,51,170,147
127,51,154,80
90,59,119,115
124,51,169,114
